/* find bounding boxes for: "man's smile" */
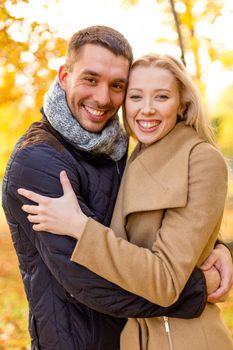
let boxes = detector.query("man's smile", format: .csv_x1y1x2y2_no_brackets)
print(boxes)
84,105,106,116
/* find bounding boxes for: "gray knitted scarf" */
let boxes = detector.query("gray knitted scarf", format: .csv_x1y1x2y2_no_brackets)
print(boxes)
43,77,128,161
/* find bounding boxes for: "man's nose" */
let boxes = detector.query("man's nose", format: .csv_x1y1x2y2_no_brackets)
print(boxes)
94,84,111,107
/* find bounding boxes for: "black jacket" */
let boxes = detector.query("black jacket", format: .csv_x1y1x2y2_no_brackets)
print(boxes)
2,117,207,350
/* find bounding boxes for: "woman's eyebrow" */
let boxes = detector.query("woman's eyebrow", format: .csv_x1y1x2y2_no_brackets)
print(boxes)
127,88,171,92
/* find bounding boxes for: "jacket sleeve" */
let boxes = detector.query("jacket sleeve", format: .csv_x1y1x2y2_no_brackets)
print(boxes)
71,143,228,307
7,144,207,319
215,239,233,258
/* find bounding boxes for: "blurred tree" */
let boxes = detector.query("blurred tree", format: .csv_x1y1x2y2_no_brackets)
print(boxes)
0,0,66,177
168,0,186,66
122,0,233,159
123,0,233,82
211,85,233,156
1,0,233,177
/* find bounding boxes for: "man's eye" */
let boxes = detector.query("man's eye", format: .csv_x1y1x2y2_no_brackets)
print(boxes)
84,77,97,84
112,83,125,91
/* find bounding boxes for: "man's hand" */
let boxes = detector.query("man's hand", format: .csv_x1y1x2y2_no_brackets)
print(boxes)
202,266,220,295
201,244,233,302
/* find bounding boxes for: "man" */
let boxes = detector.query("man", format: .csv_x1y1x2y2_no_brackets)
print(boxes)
2,25,232,350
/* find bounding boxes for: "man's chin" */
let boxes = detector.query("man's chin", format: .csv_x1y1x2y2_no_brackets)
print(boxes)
79,121,108,134
77,117,113,133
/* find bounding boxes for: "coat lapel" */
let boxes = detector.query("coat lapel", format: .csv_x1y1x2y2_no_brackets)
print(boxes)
122,122,205,216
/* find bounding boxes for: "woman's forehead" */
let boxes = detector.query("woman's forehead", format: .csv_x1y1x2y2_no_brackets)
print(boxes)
128,66,177,89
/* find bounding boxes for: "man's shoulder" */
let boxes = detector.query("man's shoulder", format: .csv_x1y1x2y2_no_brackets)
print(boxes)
16,142,64,164
20,119,64,153
11,119,74,166
4,140,78,199
6,133,76,182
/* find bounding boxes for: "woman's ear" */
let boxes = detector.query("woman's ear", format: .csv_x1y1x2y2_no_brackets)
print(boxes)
177,104,186,120
178,104,184,114
179,102,188,115
58,65,69,90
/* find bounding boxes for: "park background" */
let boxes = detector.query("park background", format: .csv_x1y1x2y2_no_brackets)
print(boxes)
0,0,233,348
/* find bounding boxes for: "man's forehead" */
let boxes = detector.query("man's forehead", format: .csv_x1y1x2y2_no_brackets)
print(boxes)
73,45,130,80
78,44,128,65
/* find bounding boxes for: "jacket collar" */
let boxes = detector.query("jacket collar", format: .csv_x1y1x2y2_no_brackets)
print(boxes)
122,122,205,216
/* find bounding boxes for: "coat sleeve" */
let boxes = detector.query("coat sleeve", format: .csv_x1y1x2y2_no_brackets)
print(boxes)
71,143,228,307
6,144,206,318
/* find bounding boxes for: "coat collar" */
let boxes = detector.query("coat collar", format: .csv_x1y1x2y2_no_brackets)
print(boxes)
122,122,205,216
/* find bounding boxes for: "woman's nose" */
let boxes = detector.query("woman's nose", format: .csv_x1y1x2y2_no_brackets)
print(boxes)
141,104,156,115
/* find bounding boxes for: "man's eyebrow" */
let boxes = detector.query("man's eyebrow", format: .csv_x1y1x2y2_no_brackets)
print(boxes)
81,70,127,84
115,78,128,84
82,69,100,76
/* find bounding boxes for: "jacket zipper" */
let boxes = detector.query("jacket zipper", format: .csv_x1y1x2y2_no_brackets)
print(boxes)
116,161,120,175
88,308,96,350
163,316,174,350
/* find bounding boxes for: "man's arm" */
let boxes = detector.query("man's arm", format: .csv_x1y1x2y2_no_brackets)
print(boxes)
225,241,233,256
215,239,233,257
7,144,207,318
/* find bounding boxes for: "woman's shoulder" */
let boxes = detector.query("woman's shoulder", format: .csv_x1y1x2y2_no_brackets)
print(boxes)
190,141,228,178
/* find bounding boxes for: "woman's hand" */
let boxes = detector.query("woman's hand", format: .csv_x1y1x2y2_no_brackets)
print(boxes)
17,170,88,240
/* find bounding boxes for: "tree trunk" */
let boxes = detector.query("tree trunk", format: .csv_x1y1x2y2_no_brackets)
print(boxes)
169,0,186,66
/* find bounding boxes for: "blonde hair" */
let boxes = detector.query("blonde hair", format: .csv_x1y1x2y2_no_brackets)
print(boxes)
123,54,217,147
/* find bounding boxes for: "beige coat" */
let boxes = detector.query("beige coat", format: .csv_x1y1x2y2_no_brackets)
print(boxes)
71,122,233,350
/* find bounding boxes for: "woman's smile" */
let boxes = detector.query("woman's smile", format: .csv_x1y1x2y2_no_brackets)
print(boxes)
136,119,161,131
125,66,181,145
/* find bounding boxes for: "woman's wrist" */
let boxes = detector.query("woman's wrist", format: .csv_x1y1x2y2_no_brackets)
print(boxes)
72,213,88,240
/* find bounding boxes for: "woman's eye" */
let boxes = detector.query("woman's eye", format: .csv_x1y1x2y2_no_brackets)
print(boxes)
129,95,142,100
156,95,169,100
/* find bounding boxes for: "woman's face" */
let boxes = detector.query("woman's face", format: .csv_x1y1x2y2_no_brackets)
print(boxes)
125,65,181,145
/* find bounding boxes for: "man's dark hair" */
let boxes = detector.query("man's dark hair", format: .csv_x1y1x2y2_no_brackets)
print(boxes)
66,25,133,70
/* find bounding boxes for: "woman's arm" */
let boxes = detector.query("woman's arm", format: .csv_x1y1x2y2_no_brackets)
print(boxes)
69,143,228,305
13,151,205,319
19,144,232,306
14,146,207,319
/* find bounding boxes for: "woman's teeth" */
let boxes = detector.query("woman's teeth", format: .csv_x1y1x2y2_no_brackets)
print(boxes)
138,120,160,129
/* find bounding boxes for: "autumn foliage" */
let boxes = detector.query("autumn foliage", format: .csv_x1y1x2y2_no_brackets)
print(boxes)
0,1,66,178
1,1,233,178
0,0,233,349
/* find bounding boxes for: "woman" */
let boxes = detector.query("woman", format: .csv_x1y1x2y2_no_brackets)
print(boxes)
19,54,233,349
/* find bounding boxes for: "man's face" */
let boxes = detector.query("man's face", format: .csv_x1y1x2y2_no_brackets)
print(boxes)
59,44,130,133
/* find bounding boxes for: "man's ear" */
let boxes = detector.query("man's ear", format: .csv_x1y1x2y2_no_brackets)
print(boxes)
58,65,69,90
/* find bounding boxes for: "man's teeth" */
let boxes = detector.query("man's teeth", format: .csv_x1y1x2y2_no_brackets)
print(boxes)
138,121,160,129
85,106,105,116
